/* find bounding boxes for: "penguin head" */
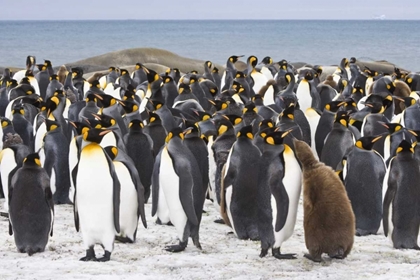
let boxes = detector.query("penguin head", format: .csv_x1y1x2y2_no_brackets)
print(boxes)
313,65,323,77
338,78,349,91
261,56,273,65
352,86,364,96
228,55,243,63
364,67,378,78
264,130,293,145
350,57,357,64
279,104,295,121
44,60,52,68
45,96,59,117
109,66,117,72
68,121,90,136
104,146,118,161
232,81,245,94
247,56,258,68
334,111,349,127
71,67,83,79
340,58,349,68
405,74,415,87
402,96,417,108
214,117,234,136
163,75,173,85
178,83,191,94
23,153,41,167
36,64,46,71
224,114,243,126
242,102,257,115
148,112,161,124
45,119,60,132
82,128,111,144
128,119,144,131
11,104,25,115
120,69,129,76
205,61,213,69
81,117,102,129
193,110,212,122
235,71,246,79
92,113,116,128
189,75,198,85
259,119,275,130
379,122,403,135
304,71,314,81
236,125,254,140
284,72,295,84
20,77,31,85
121,100,139,114
183,120,200,138
6,79,18,89
408,130,420,142
396,139,415,154
278,60,288,70
90,80,101,89
26,55,36,69
165,127,184,143
252,95,264,106
49,74,59,81
94,93,118,108
1,117,12,128
208,99,228,112
150,99,164,111
355,135,383,150
212,67,219,74
145,68,161,85
85,93,97,103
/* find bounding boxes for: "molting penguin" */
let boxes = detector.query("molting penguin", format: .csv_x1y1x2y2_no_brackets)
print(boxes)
9,152,54,256
383,140,420,250
73,129,120,262
222,125,261,240
152,127,205,252
258,130,302,259
293,139,355,262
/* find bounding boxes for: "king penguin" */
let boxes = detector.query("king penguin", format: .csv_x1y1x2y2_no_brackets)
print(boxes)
152,127,204,252
73,128,120,262
9,152,54,256
257,130,302,259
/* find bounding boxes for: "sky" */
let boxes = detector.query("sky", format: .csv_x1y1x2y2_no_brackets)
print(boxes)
1,0,420,20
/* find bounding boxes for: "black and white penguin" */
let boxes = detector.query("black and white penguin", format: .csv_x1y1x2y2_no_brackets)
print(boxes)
73,129,120,262
383,140,420,250
152,127,204,252
123,119,154,202
258,130,302,259
342,136,386,236
223,125,261,240
103,146,147,243
9,152,54,256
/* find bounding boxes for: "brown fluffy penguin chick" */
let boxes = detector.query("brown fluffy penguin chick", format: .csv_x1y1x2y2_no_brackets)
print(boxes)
293,139,355,262
258,79,277,97
57,65,68,84
323,75,337,90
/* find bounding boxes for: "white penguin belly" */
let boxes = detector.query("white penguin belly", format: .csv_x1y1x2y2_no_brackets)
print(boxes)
224,147,236,234
114,162,138,240
160,147,188,239
273,148,302,248
68,138,78,203
251,72,268,95
305,108,320,160
100,133,117,148
0,149,17,212
296,81,311,113
34,122,47,153
76,145,116,248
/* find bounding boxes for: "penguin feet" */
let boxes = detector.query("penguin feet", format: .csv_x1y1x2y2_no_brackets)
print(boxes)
304,253,323,263
192,239,202,250
355,229,372,236
328,247,345,259
272,248,297,260
97,251,111,262
259,248,269,258
115,236,134,244
80,247,98,262
213,218,225,224
165,241,187,253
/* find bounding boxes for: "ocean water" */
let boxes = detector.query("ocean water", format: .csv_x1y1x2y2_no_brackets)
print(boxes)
0,20,419,71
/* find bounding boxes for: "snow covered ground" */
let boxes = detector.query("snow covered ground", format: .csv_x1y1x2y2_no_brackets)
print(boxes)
0,198,419,280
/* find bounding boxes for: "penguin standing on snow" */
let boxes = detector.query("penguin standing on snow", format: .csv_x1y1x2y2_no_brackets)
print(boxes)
73,129,120,262
222,125,261,240
151,127,205,252
258,130,302,259
9,153,54,256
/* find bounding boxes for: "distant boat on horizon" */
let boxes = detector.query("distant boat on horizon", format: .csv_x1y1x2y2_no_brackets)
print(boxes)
373,15,386,20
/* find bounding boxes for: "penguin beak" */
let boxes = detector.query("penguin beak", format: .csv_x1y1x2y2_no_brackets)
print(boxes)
183,127,194,135
99,130,111,136
378,121,389,129
372,135,383,143
91,113,101,120
93,94,103,100
392,96,404,102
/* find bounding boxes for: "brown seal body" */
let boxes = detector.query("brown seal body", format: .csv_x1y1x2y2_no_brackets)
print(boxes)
293,139,355,262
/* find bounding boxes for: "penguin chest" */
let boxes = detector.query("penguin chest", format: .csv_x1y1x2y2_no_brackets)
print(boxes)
159,147,188,237
76,145,115,233
0,148,17,212
114,162,138,236
296,81,311,112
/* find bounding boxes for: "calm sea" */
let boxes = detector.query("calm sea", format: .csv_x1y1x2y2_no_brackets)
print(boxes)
0,20,419,71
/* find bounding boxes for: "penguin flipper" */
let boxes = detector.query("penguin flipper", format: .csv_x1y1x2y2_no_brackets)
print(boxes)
73,188,79,232
44,186,54,237
151,149,162,217
383,158,397,237
106,154,121,234
270,174,289,232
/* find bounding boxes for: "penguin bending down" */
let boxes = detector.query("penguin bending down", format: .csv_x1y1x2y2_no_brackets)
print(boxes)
222,125,261,240
9,153,54,256
258,130,302,259
294,139,355,262
152,127,205,252
73,129,120,262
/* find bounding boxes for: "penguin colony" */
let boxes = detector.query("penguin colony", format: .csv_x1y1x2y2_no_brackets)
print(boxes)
0,54,419,262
